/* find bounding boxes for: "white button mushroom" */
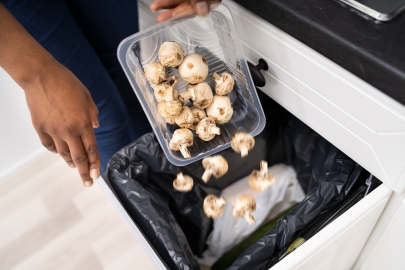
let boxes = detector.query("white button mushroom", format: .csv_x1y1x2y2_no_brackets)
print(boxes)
196,117,221,141
231,132,255,158
206,96,233,124
173,172,194,192
169,128,194,158
212,72,235,96
158,41,184,67
144,62,168,84
179,82,214,109
154,76,179,102
189,106,206,130
157,100,183,117
165,117,176,125
248,160,275,192
175,106,194,129
203,194,226,218
201,155,228,183
233,194,256,224
178,53,209,84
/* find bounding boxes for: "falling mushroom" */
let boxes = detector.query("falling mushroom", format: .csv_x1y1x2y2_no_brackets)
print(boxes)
231,132,255,157
173,172,194,192
169,129,194,158
189,106,206,130
175,106,194,129
212,72,235,96
233,194,256,224
196,117,221,141
144,62,168,84
203,195,226,218
179,53,209,84
201,155,228,183
206,95,233,124
180,82,214,109
154,76,179,102
158,41,184,67
248,160,275,192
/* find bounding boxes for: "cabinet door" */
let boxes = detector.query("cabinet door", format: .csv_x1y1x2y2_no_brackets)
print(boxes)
272,185,392,270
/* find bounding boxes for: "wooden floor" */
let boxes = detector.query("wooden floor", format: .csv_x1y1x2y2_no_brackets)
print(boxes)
0,153,156,270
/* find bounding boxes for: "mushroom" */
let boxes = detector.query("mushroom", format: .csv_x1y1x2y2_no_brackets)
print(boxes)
179,82,213,109
196,117,221,141
203,195,226,218
154,76,179,102
158,41,184,67
175,106,194,129
144,62,168,84
178,53,209,84
201,155,228,183
165,117,176,125
212,72,235,96
173,172,193,192
233,194,256,224
189,106,206,130
157,100,183,117
169,128,194,158
206,96,233,124
248,160,275,192
231,132,255,157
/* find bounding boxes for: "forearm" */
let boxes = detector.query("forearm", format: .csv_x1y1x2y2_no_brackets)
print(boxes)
0,3,57,89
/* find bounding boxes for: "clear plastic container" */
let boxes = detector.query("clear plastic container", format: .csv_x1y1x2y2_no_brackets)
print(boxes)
117,3,265,166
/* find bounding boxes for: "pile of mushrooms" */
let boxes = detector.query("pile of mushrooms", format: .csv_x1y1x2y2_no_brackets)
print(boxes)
144,41,237,159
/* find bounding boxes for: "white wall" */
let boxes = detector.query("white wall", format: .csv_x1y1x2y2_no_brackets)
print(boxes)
0,67,43,177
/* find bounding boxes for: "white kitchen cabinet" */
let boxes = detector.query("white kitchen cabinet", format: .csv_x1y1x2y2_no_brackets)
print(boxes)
97,1,405,269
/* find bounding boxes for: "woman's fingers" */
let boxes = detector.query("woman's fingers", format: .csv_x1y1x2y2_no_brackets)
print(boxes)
189,0,210,17
157,2,193,22
67,136,92,187
150,0,186,12
54,139,76,168
81,127,100,180
37,131,57,153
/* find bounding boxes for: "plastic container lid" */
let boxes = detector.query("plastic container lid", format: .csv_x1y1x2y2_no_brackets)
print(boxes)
117,3,265,166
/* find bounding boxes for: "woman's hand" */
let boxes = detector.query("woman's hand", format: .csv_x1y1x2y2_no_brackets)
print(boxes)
24,61,100,187
0,3,100,187
150,0,222,23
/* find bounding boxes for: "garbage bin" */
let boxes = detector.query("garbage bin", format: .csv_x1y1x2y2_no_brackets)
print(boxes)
101,92,379,270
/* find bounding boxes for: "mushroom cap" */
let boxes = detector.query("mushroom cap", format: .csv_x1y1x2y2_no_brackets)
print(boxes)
206,96,233,124
189,106,206,129
158,41,184,67
178,54,209,84
175,106,194,129
144,62,168,84
185,82,214,109
173,172,194,192
248,160,275,191
232,194,256,224
202,155,228,178
153,79,179,102
231,132,255,157
165,116,176,125
157,100,183,117
196,117,221,141
203,195,226,218
213,72,235,96
169,128,194,151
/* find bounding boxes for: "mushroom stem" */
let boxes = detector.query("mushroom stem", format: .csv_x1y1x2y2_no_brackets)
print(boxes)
259,161,268,177
244,211,256,224
212,72,222,82
209,126,221,135
180,89,196,101
177,172,185,181
202,168,212,183
180,144,191,158
240,146,249,158
217,197,226,207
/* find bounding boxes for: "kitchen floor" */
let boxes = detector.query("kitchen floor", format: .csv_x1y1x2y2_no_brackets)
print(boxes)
0,152,156,270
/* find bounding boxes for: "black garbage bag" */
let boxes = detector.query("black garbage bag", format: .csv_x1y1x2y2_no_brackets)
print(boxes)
228,116,365,270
